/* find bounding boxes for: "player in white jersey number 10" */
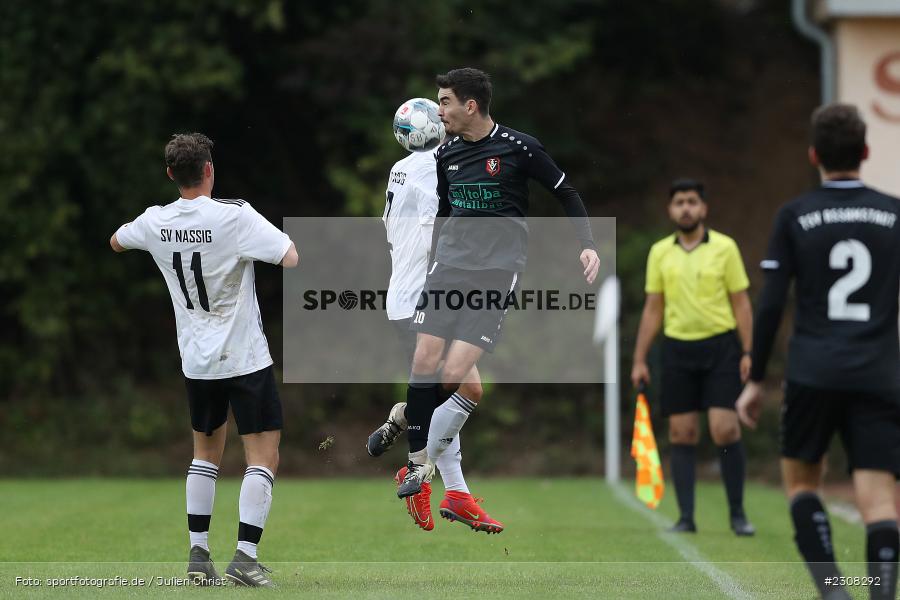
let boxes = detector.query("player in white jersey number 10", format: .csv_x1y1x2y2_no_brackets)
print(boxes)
110,133,299,587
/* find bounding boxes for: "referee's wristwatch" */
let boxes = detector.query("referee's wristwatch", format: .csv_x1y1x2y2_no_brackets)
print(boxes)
741,351,752,358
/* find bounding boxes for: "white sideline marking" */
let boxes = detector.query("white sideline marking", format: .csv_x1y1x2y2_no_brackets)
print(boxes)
610,483,754,600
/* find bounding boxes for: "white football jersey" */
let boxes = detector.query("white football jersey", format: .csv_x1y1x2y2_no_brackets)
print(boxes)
383,151,438,320
116,196,292,379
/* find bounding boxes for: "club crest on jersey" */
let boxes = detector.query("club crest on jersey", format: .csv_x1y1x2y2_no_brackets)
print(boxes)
485,157,501,176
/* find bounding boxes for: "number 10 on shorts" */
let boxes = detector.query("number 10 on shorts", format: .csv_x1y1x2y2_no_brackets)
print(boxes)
413,311,425,324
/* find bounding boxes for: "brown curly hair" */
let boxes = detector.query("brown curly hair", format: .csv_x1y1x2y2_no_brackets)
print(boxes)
165,133,214,188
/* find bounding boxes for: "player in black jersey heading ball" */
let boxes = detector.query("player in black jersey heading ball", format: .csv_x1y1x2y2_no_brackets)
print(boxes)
737,104,899,600
396,68,600,501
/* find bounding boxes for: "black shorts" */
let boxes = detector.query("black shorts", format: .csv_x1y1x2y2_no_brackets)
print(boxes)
393,317,416,364
781,382,900,476
410,263,518,353
185,365,283,436
660,330,743,417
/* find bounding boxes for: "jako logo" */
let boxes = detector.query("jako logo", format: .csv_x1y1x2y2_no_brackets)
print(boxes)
448,164,459,171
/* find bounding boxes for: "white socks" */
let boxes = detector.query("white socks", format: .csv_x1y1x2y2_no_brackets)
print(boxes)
186,461,276,558
436,435,469,493
237,466,275,559
426,393,476,462
186,459,218,551
408,448,428,464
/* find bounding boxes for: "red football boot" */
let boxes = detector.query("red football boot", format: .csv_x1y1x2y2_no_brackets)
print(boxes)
439,491,504,534
395,466,433,531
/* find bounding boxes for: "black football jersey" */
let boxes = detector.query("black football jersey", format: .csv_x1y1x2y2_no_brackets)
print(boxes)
432,123,593,272
752,181,900,391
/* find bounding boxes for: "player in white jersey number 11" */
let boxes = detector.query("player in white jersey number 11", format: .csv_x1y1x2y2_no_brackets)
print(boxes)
110,133,298,587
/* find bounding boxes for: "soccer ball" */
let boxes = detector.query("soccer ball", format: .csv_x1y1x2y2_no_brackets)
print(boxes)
393,98,444,152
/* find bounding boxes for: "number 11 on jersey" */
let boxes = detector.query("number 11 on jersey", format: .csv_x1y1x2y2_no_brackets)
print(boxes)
172,251,210,312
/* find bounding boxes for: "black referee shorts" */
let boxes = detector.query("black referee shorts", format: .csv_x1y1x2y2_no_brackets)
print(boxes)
660,330,743,417
185,365,283,436
410,263,517,353
781,382,900,477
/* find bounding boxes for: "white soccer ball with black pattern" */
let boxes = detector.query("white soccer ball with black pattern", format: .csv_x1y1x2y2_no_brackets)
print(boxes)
393,98,444,152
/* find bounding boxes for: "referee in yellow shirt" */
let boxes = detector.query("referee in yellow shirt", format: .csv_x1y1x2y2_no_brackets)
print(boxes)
631,179,755,536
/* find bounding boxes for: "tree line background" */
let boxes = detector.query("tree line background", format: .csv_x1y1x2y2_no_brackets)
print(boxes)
0,0,824,478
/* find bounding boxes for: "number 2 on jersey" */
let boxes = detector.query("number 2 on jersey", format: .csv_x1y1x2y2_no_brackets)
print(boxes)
172,251,210,312
828,239,870,322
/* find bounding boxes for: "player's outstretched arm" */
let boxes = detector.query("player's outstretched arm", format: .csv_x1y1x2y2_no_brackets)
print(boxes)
280,242,299,268
630,293,663,388
526,141,598,281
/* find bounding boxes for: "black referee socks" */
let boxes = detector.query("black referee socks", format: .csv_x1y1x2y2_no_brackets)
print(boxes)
717,441,746,518
790,492,844,597
866,519,898,600
670,444,696,523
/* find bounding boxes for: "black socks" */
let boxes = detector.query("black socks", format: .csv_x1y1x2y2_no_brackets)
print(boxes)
406,370,459,454
790,492,843,597
717,441,746,518
670,444,696,522
405,381,437,453
866,519,898,600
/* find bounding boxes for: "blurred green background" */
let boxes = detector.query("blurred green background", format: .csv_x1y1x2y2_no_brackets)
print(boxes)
0,0,821,478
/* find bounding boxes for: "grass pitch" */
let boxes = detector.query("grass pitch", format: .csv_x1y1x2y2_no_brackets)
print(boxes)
0,478,872,598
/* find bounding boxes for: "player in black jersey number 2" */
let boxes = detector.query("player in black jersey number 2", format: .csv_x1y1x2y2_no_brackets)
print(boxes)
396,68,600,500
737,104,899,600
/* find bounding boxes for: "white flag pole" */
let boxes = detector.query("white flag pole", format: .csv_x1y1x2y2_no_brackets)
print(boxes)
593,275,621,483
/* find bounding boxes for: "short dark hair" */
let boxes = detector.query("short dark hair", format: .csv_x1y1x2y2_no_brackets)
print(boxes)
811,103,866,172
435,68,492,116
669,178,705,200
165,133,214,188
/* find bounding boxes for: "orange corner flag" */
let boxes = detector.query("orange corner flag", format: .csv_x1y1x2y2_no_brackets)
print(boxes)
631,390,664,509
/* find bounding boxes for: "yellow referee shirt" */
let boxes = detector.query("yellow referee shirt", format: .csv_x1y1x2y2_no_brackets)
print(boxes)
645,229,749,341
